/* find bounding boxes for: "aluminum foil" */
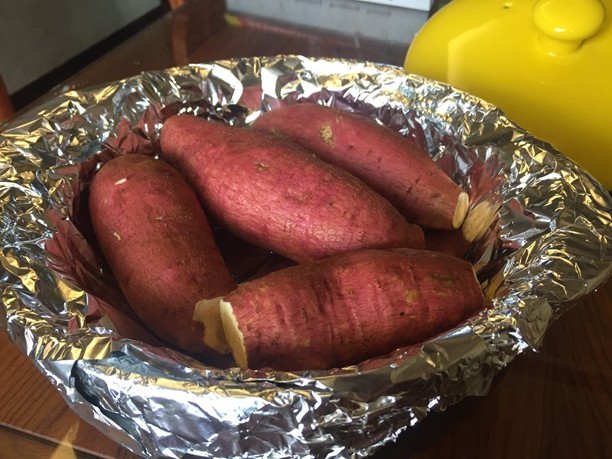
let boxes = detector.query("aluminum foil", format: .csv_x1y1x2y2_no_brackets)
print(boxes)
1,55,611,459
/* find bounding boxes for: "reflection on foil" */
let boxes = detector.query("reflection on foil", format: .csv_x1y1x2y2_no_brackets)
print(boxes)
0,56,610,459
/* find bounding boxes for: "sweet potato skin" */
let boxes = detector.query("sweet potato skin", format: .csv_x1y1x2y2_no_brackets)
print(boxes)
88,154,235,354
252,103,468,230
219,248,485,371
159,115,424,264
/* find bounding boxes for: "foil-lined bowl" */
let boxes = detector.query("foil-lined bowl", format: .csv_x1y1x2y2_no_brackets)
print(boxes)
1,55,610,459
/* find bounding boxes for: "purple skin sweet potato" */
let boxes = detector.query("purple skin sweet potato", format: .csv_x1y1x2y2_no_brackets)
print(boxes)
252,103,469,230
198,248,485,371
159,115,424,264
88,154,235,354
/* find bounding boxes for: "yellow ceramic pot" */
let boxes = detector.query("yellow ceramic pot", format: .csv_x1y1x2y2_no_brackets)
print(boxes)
405,0,612,190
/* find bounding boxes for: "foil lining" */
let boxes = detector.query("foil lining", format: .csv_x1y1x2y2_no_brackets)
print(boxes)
1,55,611,459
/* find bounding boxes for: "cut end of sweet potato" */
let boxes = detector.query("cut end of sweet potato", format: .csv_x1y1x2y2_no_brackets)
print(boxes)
193,297,230,354
453,192,470,229
461,199,501,242
219,300,248,369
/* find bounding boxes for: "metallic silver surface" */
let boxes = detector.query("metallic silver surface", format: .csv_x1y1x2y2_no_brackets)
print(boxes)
1,56,610,459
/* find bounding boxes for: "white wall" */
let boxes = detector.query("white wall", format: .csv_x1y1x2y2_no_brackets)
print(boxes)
0,0,160,94
226,0,429,44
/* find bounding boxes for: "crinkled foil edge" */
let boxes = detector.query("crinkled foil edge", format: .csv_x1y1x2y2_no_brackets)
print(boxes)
1,56,611,459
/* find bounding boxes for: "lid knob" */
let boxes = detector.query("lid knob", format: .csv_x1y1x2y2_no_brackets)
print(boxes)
533,0,605,54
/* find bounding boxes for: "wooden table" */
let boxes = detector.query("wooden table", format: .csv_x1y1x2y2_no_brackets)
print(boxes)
2,1,611,458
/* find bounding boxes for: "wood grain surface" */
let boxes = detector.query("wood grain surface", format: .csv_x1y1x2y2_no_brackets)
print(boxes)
2,1,611,458
0,331,139,459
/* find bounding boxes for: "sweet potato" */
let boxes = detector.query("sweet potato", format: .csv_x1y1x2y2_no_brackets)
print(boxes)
159,115,424,264
252,103,469,230
197,248,485,371
88,154,235,354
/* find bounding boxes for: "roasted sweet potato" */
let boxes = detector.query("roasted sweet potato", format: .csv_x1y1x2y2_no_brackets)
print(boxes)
88,154,235,354
159,115,424,264
252,103,469,230
197,248,485,371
